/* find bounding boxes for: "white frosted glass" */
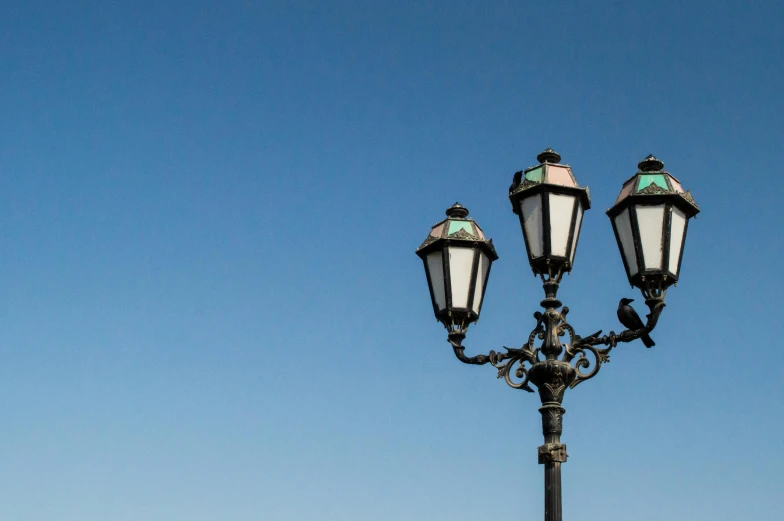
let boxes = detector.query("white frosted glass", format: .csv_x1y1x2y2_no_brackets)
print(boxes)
448,246,475,308
521,195,543,258
569,203,583,264
426,251,446,311
615,208,638,276
548,193,576,257
471,252,490,314
668,207,687,275
637,205,666,270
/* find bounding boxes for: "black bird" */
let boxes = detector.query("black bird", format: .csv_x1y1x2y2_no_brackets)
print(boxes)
617,298,655,348
509,171,523,212
510,170,522,193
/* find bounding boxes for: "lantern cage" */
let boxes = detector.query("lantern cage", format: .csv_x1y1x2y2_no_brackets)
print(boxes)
607,155,700,296
415,203,498,333
509,149,591,277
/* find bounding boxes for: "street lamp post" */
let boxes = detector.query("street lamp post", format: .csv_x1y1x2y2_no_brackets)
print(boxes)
415,150,699,521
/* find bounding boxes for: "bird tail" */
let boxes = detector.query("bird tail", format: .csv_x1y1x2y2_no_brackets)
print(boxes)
642,333,655,348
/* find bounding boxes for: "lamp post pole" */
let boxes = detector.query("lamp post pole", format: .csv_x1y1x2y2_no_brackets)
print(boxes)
416,150,699,521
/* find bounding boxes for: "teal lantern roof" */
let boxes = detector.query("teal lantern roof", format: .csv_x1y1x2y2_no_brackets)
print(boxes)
416,203,497,256
611,155,699,214
509,148,591,211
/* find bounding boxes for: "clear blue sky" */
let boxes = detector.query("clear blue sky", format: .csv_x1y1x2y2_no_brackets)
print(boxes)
1,1,782,520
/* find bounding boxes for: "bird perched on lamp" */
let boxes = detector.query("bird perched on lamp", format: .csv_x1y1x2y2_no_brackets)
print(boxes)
617,298,655,348
509,171,523,211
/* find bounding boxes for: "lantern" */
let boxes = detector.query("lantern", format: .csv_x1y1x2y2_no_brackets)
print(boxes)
607,155,700,292
415,203,498,332
509,149,591,276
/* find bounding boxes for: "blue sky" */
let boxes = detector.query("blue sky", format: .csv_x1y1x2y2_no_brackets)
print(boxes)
1,1,782,520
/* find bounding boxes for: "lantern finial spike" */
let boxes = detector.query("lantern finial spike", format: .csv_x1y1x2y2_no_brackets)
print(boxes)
537,148,561,164
638,155,664,172
446,202,470,219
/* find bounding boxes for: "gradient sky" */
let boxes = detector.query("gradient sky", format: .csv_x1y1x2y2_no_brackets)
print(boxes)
1,1,782,520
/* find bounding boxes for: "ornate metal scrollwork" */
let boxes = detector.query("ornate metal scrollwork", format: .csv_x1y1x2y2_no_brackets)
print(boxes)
447,281,667,393
489,346,537,392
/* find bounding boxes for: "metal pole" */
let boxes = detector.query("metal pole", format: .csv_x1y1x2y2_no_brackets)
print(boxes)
528,281,570,521
539,404,566,521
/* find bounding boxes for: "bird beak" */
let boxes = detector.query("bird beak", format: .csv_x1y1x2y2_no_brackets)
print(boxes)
628,299,634,303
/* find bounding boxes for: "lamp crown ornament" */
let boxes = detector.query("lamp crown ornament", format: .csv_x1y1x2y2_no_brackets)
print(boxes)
537,147,562,164
445,202,469,219
638,154,664,172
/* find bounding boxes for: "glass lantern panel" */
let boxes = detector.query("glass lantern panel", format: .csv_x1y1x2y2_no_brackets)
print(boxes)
520,194,544,258
636,205,666,270
615,208,638,276
546,166,576,187
615,180,635,204
426,251,446,311
548,193,576,257
471,252,490,314
473,223,485,239
429,222,445,238
569,202,583,264
525,167,543,182
668,206,687,275
669,177,683,193
448,221,474,236
448,246,475,309
637,174,669,191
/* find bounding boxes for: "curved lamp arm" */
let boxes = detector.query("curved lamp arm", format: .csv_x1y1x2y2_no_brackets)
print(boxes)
447,332,537,392
448,332,491,365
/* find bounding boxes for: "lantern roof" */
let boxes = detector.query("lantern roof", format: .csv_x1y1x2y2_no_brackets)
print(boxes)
416,203,498,259
609,155,699,216
509,148,591,210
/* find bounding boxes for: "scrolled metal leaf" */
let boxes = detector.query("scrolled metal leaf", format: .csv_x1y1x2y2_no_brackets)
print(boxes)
566,344,609,388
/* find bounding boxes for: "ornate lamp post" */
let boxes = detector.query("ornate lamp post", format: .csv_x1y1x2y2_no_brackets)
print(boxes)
415,150,699,521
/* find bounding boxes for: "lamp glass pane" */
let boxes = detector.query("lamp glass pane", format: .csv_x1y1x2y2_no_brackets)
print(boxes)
546,166,576,187
638,174,669,191
669,206,687,275
525,167,543,182
471,252,490,314
521,195,544,258
448,221,474,236
615,180,635,204
448,246,475,308
636,205,666,270
615,208,638,276
426,251,446,311
548,193,576,257
569,203,583,264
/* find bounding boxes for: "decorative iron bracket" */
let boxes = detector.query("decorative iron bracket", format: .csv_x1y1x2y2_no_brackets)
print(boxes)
446,282,666,393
